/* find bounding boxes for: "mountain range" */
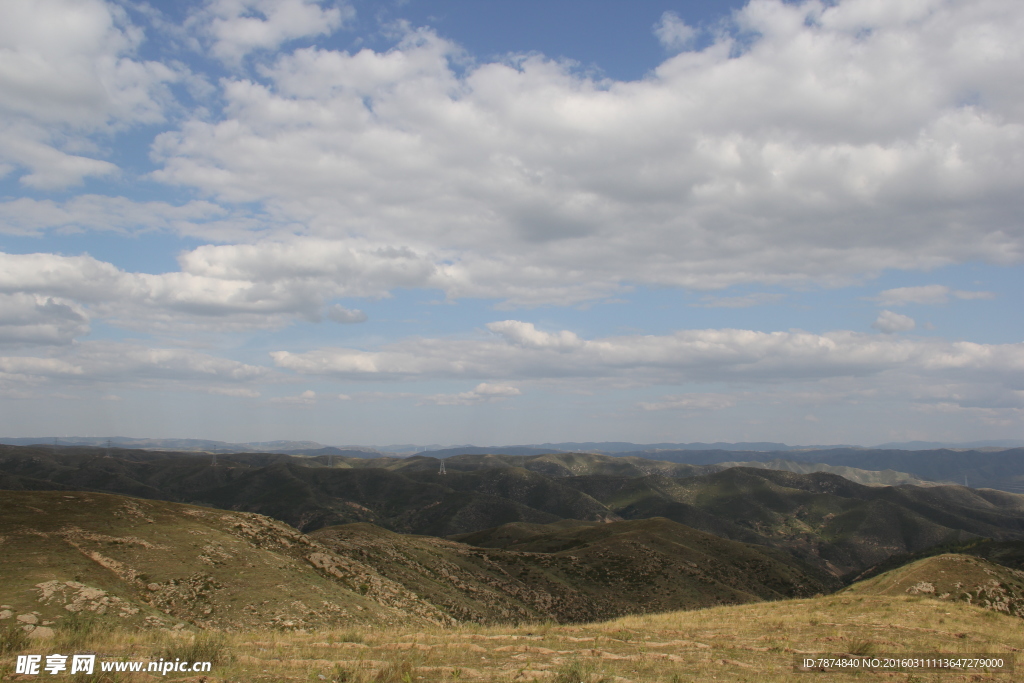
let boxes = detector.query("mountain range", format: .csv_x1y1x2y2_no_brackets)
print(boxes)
5,444,1024,580
5,436,1023,455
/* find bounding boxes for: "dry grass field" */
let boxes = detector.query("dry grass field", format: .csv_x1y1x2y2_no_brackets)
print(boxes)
3,593,1020,682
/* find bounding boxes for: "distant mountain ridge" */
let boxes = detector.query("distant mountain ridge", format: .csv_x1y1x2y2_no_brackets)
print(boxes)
6,436,1022,455
0,436,382,457
874,440,1024,450
7,444,1024,579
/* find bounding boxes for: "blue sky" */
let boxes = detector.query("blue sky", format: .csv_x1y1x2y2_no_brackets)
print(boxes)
0,0,1022,447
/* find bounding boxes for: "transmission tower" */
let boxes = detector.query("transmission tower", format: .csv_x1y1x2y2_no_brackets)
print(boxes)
439,460,446,475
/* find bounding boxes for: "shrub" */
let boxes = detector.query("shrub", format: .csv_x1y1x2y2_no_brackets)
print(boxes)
0,624,30,655
163,631,227,665
56,611,100,649
553,658,609,683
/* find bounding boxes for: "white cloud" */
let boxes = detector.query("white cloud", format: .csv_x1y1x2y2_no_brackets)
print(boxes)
326,304,367,324
639,393,736,411
270,388,317,404
0,356,83,377
0,294,89,345
0,245,421,334
653,11,698,51
0,341,268,399
0,196,227,237
208,386,261,398
0,0,178,187
147,1,1024,305
1,129,118,189
271,321,1024,388
486,320,584,351
872,310,916,333
190,0,351,65
876,284,995,306
953,290,997,300
422,382,521,406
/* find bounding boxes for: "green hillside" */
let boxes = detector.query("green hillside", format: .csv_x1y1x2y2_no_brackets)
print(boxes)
564,467,1024,575
0,491,448,635
0,491,835,633
6,444,1024,582
314,517,837,624
844,553,1024,617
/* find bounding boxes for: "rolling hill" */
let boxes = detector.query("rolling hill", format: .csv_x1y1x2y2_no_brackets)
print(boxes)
844,553,1024,617
560,467,1024,575
6,444,1024,579
0,491,835,632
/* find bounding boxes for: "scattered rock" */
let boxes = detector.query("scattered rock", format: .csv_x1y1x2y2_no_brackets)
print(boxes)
717,658,755,669
907,582,936,595
27,626,55,639
17,614,39,624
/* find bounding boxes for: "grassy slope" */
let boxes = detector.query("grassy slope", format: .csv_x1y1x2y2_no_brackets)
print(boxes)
4,595,1020,682
0,491,454,635
8,446,1024,583
313,517,838,625
0,448,614,534
844,553,1024,617
565,467,1024,576
4,489,1024,682
717,458,947,486
0,491,834,631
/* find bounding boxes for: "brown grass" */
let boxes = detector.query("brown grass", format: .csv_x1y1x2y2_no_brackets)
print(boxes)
3,594,1022,682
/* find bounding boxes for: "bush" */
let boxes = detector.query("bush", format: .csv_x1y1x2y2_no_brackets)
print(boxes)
335,629,364,643
372,659,414,683
56,610,100,649
163,631,227,665
0,624,30,655
553,658,609,683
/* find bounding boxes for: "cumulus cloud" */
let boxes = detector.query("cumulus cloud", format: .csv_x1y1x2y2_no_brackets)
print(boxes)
876,285,996,306
0,341,266,390
271,321,1024,388
872,310,916,333
0,244,425,334
486,320,583,351
0,0,178,187
147,0,1024,305
421,383,521,406
0,294,89,345
653,11,698,51
190,0,351,65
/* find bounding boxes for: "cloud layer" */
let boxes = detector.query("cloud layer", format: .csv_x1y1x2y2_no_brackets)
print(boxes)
0,0,1021,443
145,0,1024,306
0,0,178,188
272,320,1024,387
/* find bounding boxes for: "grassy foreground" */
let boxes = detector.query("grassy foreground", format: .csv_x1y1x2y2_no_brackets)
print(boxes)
3,594,1020,682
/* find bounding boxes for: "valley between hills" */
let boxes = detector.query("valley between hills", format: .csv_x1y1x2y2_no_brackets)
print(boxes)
3,443,1024,681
